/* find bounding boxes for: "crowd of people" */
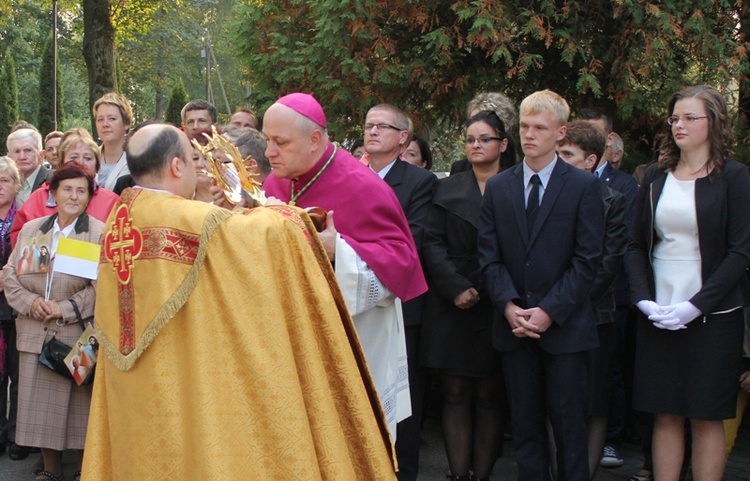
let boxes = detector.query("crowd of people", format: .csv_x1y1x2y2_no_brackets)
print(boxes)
0,84,747,481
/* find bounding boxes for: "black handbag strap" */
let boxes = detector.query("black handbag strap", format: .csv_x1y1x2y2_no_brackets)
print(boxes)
69,299,86,331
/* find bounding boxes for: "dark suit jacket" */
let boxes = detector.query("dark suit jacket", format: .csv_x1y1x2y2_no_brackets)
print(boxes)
478,158,605,354
599,162,639,305
629,161,750,314
383,159,437,326
599,162,638,220
590,182,628,322
31,166,53,193
113,174,136,195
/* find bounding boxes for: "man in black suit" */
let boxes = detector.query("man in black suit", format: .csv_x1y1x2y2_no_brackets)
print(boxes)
365,104,436,481
577,107,639,467
6,128,53,208
577,108,638,220
478,90,605,481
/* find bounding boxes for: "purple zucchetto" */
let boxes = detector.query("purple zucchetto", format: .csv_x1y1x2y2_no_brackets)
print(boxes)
275,93,327,129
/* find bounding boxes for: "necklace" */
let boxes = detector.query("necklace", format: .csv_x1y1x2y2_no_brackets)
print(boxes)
102,146,123,165
289,144,337,206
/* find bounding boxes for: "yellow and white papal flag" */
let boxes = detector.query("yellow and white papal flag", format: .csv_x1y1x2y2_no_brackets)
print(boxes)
53,237,101,280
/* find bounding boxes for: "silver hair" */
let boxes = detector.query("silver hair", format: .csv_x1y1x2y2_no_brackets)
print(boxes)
467,92,517,128
611,133,624,155
6,128,42,152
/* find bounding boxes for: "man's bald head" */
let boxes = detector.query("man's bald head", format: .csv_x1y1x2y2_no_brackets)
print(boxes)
126,124,188,181
125,123,197,198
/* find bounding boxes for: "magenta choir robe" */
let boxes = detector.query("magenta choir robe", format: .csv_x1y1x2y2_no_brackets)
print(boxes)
264,142,427,435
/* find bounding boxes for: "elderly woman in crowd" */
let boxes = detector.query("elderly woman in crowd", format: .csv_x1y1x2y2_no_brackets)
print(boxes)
10,128,118,247
421,111,508,481
93,92,133,191
0,157,23,459
4,163,105,481
629,85,750,481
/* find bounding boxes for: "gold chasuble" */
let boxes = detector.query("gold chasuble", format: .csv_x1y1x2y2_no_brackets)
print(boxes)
82,188,396,480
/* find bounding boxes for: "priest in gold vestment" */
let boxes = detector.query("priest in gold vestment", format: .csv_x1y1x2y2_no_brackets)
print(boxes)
81,124,396,480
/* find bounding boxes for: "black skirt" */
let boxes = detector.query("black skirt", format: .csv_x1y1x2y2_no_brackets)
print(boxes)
633,309,744,420
420,294,501,378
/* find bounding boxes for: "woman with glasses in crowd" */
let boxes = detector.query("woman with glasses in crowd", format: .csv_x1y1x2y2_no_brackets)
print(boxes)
421,111,507,481
629,85,750,481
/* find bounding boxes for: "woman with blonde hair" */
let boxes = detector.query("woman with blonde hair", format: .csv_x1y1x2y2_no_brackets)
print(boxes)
93,92,133,190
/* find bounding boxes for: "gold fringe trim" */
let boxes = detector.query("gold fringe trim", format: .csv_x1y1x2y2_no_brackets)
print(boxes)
98,207,232,372
282,205,398,468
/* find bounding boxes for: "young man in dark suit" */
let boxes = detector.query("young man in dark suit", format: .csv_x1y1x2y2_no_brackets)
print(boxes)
365,104,436,481
577,107,639,467
478,90,605,481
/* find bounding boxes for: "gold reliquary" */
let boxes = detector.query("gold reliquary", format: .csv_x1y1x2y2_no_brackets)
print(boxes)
192,127,327,231
192,127,267,207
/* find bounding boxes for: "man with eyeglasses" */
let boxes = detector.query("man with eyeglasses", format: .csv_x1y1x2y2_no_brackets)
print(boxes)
364,104,436,481
262,93,426,451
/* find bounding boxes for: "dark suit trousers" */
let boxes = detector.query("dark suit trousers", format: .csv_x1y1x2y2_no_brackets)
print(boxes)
0,320,19,444
395,324,425,481
502,339,589,481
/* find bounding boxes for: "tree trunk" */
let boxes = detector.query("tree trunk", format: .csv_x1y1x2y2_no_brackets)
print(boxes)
154,63,166,121
83,0,117,132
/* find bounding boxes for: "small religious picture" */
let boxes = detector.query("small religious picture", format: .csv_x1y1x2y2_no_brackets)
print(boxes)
64,324,98,386
16,233,52,275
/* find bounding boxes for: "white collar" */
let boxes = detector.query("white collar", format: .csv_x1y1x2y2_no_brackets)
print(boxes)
370,158,398,180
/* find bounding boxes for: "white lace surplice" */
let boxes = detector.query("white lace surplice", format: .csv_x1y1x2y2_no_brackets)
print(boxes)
334,235,411,440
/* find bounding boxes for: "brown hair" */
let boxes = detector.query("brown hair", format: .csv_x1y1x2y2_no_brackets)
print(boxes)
659,85,733,173
49,162,95,198
559,120,606,172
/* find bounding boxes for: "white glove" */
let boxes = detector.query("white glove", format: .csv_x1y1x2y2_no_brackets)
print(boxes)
648,301,702,330
636,300,666,317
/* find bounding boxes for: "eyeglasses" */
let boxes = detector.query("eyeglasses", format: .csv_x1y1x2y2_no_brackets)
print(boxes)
364,123,404,132
465,136,502,145
667,115,707,126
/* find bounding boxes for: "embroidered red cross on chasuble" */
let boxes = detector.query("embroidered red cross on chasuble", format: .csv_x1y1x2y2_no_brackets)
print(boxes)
102,193,199,355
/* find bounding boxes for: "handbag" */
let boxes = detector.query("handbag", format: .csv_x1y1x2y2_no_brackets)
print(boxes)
38,332,74,379
38,299,90,382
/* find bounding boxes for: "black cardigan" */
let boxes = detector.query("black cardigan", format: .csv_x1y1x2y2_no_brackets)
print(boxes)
628,160,750,314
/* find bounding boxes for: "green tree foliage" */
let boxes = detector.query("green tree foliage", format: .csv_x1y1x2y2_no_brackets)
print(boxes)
105,0,246,123
234,0,747,163
0,0,247,134
0,50,20,149
165,79,189,125
0,1,91,131
37,36,65,135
